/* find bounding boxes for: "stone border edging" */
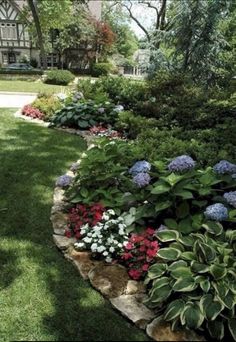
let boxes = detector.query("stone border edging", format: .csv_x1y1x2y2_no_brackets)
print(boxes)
50,161,205,342
0,91,38,96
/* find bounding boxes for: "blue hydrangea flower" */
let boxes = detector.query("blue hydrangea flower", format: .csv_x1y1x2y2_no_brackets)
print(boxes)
129,160,151,176
223,191,236,208
213,160,236,175
168,155,196,173
70,162,79,172
133,172,151,188
204,203,228,221
56,174,73,188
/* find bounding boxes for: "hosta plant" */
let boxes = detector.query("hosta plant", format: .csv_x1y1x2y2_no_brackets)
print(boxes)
146,228,236,340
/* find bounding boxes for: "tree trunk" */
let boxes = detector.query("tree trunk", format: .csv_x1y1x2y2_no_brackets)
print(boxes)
27,0,47,69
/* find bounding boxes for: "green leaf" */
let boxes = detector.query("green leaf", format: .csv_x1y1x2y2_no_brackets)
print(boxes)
156,230,179,242
209,264,227,280
194,241,216,263
165,173,184,186
216,290,235,309
155,201,172,212
170,242,185,252
174,190,194,199
78,120,89,128
151,183,170,195
158,248,181,260
172,276,197,292
180,303,204,329
149,278,172,303
207,321,224,340
148,263,167,279
181,252,197,261
176,202,190,218
191,261,209,273
202,221,223,235
178,218,193,234
164,299,185,321
178,235,194,247
228,319,236,341
171,267,192,279
200,294,223,320
80,187,89,198
168,260,188,271
200,279,211,292
164,218,178,229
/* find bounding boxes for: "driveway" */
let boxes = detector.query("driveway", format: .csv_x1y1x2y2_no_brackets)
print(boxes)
0,92,37,108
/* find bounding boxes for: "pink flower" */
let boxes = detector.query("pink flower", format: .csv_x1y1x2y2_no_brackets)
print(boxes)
128,269,142,280
142,264,149,272
125,242,134,250
65,230,72,238
146,227,155,236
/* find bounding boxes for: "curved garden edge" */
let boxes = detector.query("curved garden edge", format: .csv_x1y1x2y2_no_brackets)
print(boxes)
50,159,205,342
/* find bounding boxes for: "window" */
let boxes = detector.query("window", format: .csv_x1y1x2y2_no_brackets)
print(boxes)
1,23,17,40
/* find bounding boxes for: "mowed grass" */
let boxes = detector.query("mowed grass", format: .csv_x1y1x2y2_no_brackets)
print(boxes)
0,109,148,341
0,80,70,94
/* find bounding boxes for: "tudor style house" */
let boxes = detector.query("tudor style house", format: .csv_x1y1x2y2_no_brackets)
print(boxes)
0,0,102,68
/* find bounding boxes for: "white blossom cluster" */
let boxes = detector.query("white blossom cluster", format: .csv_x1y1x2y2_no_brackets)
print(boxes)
74,209,129,263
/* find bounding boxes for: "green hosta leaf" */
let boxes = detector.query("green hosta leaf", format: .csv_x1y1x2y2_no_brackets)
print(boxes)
170,242,185,252
228,319,236,341
200,294,223,320
212,280,229,298
168,260,188,271
202,221,223,236
158,248,181,260
164,218,178,229
180,303,204,329
156,230,179,242
178,235,194,247
172,276,197,292
216,290,235,309
155,201,172,213
148,263,167,279
194,241,216,263
181,252,197,261
176,202,190,218
152,277,170,289
200,279,211,292
210,264,227,280
198,187,212,196
207,321,224,340
191,261,209,273
149,281,172,303
178,218,193,234
164,299,185,321
151,183,170,194
170,267,192,279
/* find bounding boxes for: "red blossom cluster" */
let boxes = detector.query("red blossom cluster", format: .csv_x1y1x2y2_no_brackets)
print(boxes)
65,203,104,239
89,125,123,139
121,228,160,280
22,105,44,120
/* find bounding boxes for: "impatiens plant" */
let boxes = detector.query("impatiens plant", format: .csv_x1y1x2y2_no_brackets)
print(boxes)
74,209,129,263
146,228,236,340
121,228,160,280
22,105,44,120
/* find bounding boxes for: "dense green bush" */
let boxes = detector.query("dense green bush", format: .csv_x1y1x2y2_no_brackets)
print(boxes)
91,63,114,77
31,95,63,121
77,78,110,103
51,100,120,129
44,70,75,85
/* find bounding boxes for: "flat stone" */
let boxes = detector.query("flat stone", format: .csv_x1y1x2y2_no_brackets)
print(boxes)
146,317,205,341
110,294,155,329
51,211,68,235
51,203,66,214
68,248,100,279
125,280,146,295
88,264,130,298
53,187,65,205
66,170,75,178
53,235,76,250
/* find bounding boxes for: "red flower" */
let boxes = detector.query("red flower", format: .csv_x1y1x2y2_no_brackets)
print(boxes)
65,230,72,238
146,249,157,258
139,245,146,252
142,264,149,272
146,228,155,236
128,269,142,280
125,242,134,250
122,252,133,260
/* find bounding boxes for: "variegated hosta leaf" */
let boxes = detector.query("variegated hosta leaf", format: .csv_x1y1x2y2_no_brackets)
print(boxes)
181,251,197,261
209,264,227,280
164,299,185,321
177,235,195,247
207,320,224,340
168,260,188,271
156,229,179,242
202,221,223,235
172,276,197,292
170,266,193,279
228,318,236,341
191,261,209,273
200,279,211,292
194,240,216,263
157,247,181,260
200,294,223,320
147,263,167,279
216,290,235,310
180,302,204,329
149,278,172,304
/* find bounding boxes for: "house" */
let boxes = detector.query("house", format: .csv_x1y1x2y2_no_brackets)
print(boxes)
0,0,102,68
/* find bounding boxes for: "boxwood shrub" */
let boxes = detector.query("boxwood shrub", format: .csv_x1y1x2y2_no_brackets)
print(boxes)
44,70,75,85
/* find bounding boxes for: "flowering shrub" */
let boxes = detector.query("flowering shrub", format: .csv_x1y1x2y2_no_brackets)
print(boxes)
168,155,196,172
204,203,228,221
213,160,236,175
74,209,129,263
22,105,44,120
133,172,151,188
224,191,236,208
56,174,73,188
129,160,151,176
121,228,160,280
65,203,105,239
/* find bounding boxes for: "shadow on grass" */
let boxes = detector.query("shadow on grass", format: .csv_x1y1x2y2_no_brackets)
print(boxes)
0,112,149,341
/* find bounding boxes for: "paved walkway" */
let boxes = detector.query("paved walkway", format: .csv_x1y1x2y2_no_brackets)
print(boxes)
0,92,36,108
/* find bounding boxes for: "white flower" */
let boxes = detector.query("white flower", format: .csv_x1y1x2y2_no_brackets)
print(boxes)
98,239,102,244
91,243,98,252
107,209,115,216
105,256,113,263
118,243,123,248
119,229,124,235
97,246,106,253
113,240,119,245
103,251,108,256
74,242,85,248
87,232,92,237
109,246,115,253
83,237,92,243
102,213,110,221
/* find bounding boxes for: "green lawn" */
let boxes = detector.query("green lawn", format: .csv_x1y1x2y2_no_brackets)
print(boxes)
0,109,148,341
0,80,71,94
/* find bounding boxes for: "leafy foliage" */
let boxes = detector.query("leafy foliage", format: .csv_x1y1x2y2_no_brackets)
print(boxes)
31,95,62,121
45,70,75,85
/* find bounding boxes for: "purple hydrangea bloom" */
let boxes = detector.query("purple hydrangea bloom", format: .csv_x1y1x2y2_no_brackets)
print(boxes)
213,160,236,175
70,162,79,172
223,191,236,208
157,224,168,232
168,155,196,173
204,203,228,221
133,172,151,188
129,160,151,176
56,174,73,188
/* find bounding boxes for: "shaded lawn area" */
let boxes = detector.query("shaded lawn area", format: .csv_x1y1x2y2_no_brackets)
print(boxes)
0,109,148,341
0,80,70,94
